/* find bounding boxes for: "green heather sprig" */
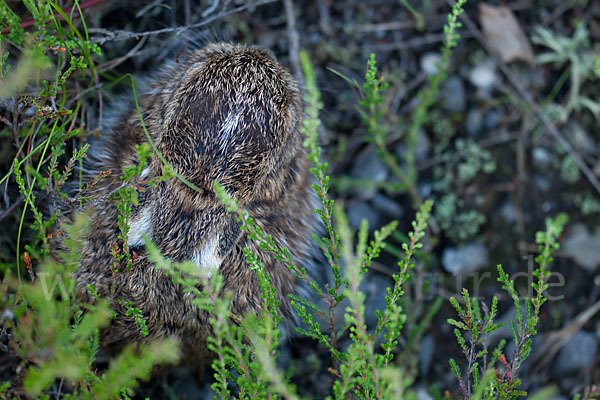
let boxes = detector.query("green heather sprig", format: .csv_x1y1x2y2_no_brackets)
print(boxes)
449,213,568,399
332,200,432,400
0,0,100,286
405,0,467,183
330,0,467,209
15,215,178,399
116,300,150,338
379,200,432,363
302,48,349,359
448,289,501,398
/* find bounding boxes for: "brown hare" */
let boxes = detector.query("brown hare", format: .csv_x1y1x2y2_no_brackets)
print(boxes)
73,42,318,363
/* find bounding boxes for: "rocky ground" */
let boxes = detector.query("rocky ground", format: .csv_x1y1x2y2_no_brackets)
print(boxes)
2,0,600,398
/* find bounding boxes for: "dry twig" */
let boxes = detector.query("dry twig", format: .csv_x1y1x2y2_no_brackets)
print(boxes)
0,195,25,223
88,0,277,45
531,299,600,373
283,0,303,87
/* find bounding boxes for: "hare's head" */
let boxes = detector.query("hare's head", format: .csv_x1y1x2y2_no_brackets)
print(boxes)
126,43,304,274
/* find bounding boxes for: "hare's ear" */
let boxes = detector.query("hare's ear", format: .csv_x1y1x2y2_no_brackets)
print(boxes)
126,191,155,250
190,214,241,277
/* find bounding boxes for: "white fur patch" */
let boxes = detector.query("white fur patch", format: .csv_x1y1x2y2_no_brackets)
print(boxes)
191,236,222,276
127,206,153,247
139,166,151,179
219,111,241,151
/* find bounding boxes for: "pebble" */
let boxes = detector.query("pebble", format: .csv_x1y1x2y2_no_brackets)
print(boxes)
1,309,14,321
465,109,482,136
362,274,391,329
418,183,432,198
534,176,551,191
554,331,598,375
416,388,434,400
567,121,596,154
441,76,466,113
482,109,501,131
420,52,443,76
469,60,498,91
499,200,517,223
561,223,600,272
350,151,388,199
371,193,404,219
532,147,553,168
419,334,435,377
395,129,431,163
442,242,489,275
414,129,432,162
347,201,382,231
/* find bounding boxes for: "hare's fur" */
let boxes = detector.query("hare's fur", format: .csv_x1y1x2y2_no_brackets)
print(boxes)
74,43,317,362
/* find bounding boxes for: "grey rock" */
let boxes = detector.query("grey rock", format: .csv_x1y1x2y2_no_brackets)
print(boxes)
499,200,517,223
465,109,482,135
347,202,382,231
534,176,551,191
567,121,596,154
542,200,554,213
416,388,434,400
554,331,598,375
441,76,466,113
562,223,600,272
420,52,442,76
1,309,13,321
350,151,388,199
483,109,501,131
469,60,497,91
335,273,390,333
371,193,404,219
362,274,391,329
442,242,489,275
395,129,430,163
532,147,552,168
418,183,432,198
419,334,435,377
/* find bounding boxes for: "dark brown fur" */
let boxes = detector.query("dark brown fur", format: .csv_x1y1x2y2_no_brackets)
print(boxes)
73,43,317,363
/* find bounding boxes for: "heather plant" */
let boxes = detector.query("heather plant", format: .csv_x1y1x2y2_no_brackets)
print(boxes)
8,213,179,399
197,51,570,399
447,213,568,399
0,0,103,266
332,0,494,243
209,180,433,399
332,0,467,208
